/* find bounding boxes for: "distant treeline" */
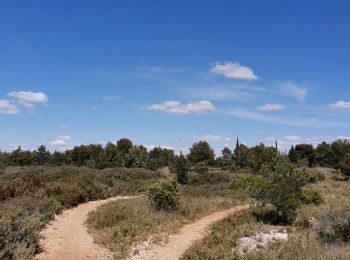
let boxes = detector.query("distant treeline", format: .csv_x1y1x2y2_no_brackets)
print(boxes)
1,138,350,175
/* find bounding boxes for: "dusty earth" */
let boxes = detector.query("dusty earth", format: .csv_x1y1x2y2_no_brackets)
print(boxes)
129,205,249,260
36,196,248,260
35,196,138,260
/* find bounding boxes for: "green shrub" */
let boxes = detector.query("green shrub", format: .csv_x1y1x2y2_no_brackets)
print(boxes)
315,170,326,181
301,188,323,205
189,171,231,185
250,204,283,224
232,157,310,224
0,162,5,170
0,166,161,259
0,196,61,259
338,155,350,177
317,210,350,243
148,178,180,211
193,161,209,174
187,141,215,164
306,169,326,183
85,159,96,169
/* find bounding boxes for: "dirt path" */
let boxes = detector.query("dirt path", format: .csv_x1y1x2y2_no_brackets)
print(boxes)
130,204,249,260
35,196,138,260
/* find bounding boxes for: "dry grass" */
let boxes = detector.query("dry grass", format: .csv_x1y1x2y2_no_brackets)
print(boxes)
0,166,161,259
182,167,350,260
86,173,248,259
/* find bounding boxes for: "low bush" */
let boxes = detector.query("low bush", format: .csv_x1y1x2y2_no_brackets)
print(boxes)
193,161,209,174
188,171,231,185
338,155,350,177
148,178,180,211
317,210,350,243
231,157,311,224
301,188,323,205
307,169,326,183
315,171,326,181
0,166,161,259
184,167,350,259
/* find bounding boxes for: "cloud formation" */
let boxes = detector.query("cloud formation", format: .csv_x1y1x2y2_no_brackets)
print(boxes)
195,134,231,143
256,103,285,111
0,99,19,114
145,145,174,151
279,81,308,101
50,136,71,146
229,109,344,128
266,135,350,152
7,91,48,111
58,135,71,141
184,85,266,101
210,61,258,80
146,100,215,114
8,91,48,104
50,139,66,146
329,101,350,109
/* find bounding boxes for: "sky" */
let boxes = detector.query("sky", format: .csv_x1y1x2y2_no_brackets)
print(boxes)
1,0,350,154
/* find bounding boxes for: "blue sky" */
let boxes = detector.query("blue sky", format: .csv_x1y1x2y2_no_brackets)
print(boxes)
1,1,350,154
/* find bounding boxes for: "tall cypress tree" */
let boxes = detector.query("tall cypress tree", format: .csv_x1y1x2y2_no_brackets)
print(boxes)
275,139,279,154
234,137,241,167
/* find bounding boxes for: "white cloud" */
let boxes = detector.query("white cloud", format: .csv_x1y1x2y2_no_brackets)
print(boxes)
229,109,345,128
98,141,108,146
146,100,215,115
256,103,285,111
283,135,303,142
266,135,350,152
210,61,258,80
265,135,310,151
7,91,48,111
195,135,231,143
91,105,99,110
329,101,350,109
279,81,308,101
58,135,71,140
8,91,48,104
60,124,70,128
145,145,174,151
50,139,66,146
50,136,71,146
0,99,19,114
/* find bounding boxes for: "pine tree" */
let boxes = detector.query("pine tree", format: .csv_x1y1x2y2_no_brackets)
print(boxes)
289,145,297,163
176,152,188,184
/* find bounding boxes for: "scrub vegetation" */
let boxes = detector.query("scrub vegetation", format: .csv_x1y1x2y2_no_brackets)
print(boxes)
1,137,350,259
182,168,350,260
0,166,160,259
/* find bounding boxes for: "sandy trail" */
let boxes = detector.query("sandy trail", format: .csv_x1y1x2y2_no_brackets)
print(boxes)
35,196,138,260
130,204,249,260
